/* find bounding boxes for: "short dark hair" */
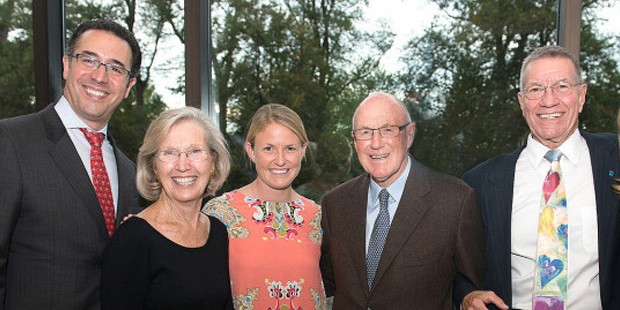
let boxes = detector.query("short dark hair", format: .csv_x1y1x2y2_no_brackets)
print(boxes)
66,19,142,78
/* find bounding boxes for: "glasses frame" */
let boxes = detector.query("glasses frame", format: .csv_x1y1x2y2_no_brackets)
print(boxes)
67,53,132,79
157,149,211,163
352,122,410,141
522,82,582,100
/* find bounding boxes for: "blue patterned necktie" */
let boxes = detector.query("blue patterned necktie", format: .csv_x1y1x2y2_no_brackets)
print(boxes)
533,149,567,310
366,189,391,289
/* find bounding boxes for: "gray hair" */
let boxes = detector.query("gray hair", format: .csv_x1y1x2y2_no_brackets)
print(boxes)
136,107,231,201
520,45,583,90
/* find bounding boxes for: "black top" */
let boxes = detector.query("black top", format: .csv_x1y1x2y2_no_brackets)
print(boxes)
101,215,233,310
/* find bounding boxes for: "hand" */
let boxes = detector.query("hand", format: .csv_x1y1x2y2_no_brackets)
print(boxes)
461,290,508,310
122,213,136,223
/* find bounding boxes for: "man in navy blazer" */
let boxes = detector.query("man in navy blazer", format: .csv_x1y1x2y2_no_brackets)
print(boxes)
0,19,142,309
462,46,619,309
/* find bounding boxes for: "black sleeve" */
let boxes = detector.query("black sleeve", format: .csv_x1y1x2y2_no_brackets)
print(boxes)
101,218,151,310
213,216,234,310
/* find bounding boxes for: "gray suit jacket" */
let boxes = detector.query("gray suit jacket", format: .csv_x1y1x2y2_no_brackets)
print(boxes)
463,130,620,309
0,103,141,309
320,159,485,310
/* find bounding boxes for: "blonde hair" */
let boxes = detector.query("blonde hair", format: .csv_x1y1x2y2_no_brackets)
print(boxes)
245,104,309,149
136,107,231,201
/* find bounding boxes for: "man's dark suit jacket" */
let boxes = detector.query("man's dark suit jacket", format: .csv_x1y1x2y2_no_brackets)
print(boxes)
320,159,485,309
462,130,620,309
0,103,141,309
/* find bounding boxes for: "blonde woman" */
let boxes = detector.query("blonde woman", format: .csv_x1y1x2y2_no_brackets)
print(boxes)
204,104,326,309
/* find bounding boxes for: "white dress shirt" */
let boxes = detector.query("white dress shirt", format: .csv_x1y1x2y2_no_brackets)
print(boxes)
55,97,119,213
511,130,601,309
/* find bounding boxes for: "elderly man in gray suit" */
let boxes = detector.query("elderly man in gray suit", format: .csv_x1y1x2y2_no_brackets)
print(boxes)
320,92,485,309
0,19,142,309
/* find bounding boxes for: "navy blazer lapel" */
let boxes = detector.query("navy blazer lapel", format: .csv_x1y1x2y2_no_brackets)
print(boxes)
464,145,523,305
588,132,617,247
371,160,432,290
346,174,373,295
583,131,619,295
41,105,109,239
486,147,521,302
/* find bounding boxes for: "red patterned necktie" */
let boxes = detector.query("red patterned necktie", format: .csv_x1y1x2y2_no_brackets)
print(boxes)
80,128,115,237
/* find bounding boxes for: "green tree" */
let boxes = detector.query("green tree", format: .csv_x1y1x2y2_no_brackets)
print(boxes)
210,0,395,198
0,0,35,119
65,1,169,210
399,0,620,177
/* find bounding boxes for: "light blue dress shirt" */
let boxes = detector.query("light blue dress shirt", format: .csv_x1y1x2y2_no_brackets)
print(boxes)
365,155,411,255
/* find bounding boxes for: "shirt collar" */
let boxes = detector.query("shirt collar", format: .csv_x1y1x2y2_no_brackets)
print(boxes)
369,155,411,204
54,96,109,135
524,129,584,169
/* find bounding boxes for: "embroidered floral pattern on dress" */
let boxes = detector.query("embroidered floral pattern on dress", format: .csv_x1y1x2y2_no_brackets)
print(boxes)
308,209,322,243
233,287,259,310
310,288,325,310
247,197,305,239
266,279,304,310
203,193,249,238
202,190,326,309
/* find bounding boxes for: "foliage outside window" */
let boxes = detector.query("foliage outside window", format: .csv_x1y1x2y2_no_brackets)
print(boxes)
1,0,618,201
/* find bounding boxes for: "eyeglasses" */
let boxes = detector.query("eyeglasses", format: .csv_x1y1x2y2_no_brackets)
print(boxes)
352,122,410,141
522,82,582,100
157,149,210,163
67,53,132,78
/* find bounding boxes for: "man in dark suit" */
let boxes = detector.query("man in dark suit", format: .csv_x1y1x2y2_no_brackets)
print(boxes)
462,45,619,309
320,92,485,309
0,19,142,309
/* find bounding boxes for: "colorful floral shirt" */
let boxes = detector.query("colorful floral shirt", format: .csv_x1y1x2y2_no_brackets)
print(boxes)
203,190,326,310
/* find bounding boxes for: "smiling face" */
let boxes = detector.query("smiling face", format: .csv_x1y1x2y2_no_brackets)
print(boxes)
518,57,587,149
353,94,415,188
246,122,307,197
62,29,136,131
155,120,213,206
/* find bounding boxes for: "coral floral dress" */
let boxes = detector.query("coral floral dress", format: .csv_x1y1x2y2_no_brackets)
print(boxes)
203,190,326,310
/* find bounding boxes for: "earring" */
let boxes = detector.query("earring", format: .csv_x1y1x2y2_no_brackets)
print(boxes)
210,169,215,178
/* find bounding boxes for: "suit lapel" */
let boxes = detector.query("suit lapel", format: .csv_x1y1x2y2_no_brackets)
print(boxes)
488,150,520,256
587,132,618,248
371,160,432,291
583,131,619,290
109,133,135,225
345,174,373,295
41,105,109,239
488,147,522,305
